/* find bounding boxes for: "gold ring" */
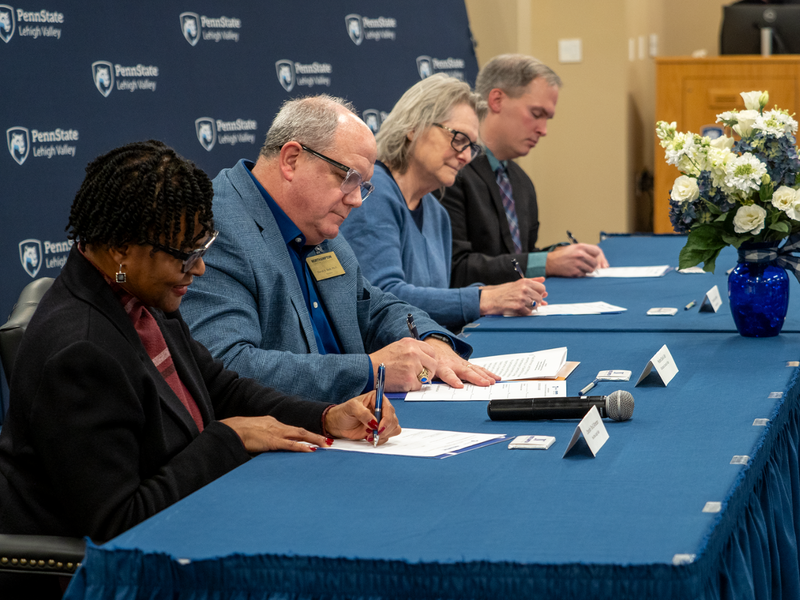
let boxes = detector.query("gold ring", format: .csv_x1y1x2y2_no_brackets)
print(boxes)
418,367,430,383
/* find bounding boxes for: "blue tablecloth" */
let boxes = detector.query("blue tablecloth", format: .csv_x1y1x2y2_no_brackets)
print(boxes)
466,234,800,334
65,327,800,600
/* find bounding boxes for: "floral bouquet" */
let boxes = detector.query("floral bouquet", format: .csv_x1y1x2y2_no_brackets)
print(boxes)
656,91,800,272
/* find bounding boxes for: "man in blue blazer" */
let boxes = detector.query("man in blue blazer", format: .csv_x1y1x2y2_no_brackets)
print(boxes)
182,95,498,402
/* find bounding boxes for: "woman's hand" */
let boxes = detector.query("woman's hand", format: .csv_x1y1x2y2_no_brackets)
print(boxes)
220,415,332,453
325,391,401,445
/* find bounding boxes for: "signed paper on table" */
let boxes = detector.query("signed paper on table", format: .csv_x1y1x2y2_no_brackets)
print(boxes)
469,347,567,380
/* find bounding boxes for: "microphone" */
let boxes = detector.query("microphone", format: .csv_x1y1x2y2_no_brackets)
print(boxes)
487,390,634,422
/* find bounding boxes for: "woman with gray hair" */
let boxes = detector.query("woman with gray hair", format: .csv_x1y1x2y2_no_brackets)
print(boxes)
340,74,547,331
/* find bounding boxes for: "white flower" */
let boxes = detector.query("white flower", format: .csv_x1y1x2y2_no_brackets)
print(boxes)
656,121,677,142
733,110,760,138
707,147,735,189
772,186,800,220
733,204,767,234
753,109,798,138
771,186,797,211
710,135,734,150
740,91,766,111
724,153,767,196
670,175,700,204
716,111,739,127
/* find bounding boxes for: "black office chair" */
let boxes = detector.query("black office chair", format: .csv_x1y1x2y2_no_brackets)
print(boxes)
0,277,86,580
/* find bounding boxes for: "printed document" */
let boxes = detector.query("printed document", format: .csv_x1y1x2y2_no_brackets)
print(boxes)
320,428,510,459
586,265,671,278
405,380,566,401
526,301,626,316
469,347,567,380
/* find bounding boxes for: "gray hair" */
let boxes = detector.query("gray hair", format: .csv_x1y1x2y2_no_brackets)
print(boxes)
260,95,357,159
376,74,485,174
475,54,562,99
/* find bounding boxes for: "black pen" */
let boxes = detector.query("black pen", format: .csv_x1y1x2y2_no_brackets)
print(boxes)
511,258,525,279
373,363,385,447
567,230,579,244
406,314,430,383
511,258,536,309
406,313,420,340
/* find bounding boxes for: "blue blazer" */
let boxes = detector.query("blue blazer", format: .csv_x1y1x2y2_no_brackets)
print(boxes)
181,160,471,402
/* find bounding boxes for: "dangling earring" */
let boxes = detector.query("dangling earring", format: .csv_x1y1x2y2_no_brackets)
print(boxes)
116,264,127,283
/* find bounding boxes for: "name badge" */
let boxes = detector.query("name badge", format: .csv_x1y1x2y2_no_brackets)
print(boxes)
306,252,345,281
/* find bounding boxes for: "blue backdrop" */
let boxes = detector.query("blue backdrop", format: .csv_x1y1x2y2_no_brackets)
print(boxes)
0,0,479,412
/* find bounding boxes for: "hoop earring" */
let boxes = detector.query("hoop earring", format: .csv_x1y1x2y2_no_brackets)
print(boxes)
116,264,127,283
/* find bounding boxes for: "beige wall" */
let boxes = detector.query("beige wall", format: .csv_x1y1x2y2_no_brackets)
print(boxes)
464,0,730,243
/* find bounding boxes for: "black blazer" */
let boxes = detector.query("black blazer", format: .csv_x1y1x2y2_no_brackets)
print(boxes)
0,246,328,543
440,154,541,287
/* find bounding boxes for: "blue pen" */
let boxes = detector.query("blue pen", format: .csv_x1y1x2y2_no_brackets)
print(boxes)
511,259,536,309
373,363,385,447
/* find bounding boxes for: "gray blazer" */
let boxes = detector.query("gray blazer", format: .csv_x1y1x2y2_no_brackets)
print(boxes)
182,160,470,402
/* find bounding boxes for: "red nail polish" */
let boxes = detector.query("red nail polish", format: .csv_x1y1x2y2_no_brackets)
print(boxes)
366,434,374,442
379,426,386,434
326,438,334,446
369,420,379,429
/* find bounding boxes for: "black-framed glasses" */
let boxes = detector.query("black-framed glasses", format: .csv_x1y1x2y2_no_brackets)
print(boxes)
148,230,219,273
432,123,482,160
300,144,374,201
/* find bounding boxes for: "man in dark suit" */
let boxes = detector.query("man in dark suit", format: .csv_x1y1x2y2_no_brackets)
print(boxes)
441,54,608,287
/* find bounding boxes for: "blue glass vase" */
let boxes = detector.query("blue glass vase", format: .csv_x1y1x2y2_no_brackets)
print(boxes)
728,242,790,337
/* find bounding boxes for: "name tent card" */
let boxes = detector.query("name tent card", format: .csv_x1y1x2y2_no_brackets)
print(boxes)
562,405,609,458
699,285,722,312
636,344,678,386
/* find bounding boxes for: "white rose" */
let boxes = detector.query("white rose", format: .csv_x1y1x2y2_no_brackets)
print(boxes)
670,175,700,204
733,204,767,234
771,186,797,212
740,91,763,111
733,110,760,138
787,197,800,221
710,135,734,151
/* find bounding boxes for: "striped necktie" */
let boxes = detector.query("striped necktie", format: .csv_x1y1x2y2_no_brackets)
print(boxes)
495,163,522,253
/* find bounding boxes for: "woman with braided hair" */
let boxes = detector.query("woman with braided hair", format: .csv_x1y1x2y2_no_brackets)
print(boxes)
0,140,399,596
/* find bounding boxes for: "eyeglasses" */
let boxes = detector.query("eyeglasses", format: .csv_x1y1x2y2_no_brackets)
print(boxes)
300,144,374,201
147,230,219,273
432,123,482,160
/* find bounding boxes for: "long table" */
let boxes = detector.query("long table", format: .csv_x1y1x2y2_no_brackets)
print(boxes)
64,236,800,600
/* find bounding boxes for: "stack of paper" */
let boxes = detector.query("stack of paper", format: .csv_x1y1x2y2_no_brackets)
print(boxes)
526,301,626,316
586,265,671,278
469,347,567,380
405,380,566,401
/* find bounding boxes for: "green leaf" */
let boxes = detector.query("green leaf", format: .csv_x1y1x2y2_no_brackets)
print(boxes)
703,200,722,216
770,221,790,233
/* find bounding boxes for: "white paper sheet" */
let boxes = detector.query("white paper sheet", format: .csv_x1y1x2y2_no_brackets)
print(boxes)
405,380,566,401
585,265,671,278
523,301,627,316
468,347,566,380
319,428,509,458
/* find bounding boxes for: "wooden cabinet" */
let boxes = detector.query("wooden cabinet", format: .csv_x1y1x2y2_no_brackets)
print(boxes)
654,56,800,233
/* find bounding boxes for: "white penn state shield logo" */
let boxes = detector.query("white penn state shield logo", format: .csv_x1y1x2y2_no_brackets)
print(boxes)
195,117,216,152
19,239,42,278
362,110,381,134
180,12,200,46
92,61,114,97
0,5,15,43
416,56,433,79
275,60,295,92
345,14,363,46
6,127,29,165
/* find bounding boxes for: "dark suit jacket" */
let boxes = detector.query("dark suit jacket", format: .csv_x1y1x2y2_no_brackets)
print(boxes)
0,246,328,543
440,154,541,287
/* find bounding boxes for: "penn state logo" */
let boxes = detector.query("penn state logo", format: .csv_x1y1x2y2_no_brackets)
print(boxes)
416,55,433,79
19,239,42,278
0,4,14,43
275,59,295,92
195,117,216,151
180,12,200,46
92,61,114,97
6,126,29,165
345,14,363,46
362,110,381,134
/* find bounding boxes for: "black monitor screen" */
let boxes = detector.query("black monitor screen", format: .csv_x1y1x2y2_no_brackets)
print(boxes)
721,4,800,54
